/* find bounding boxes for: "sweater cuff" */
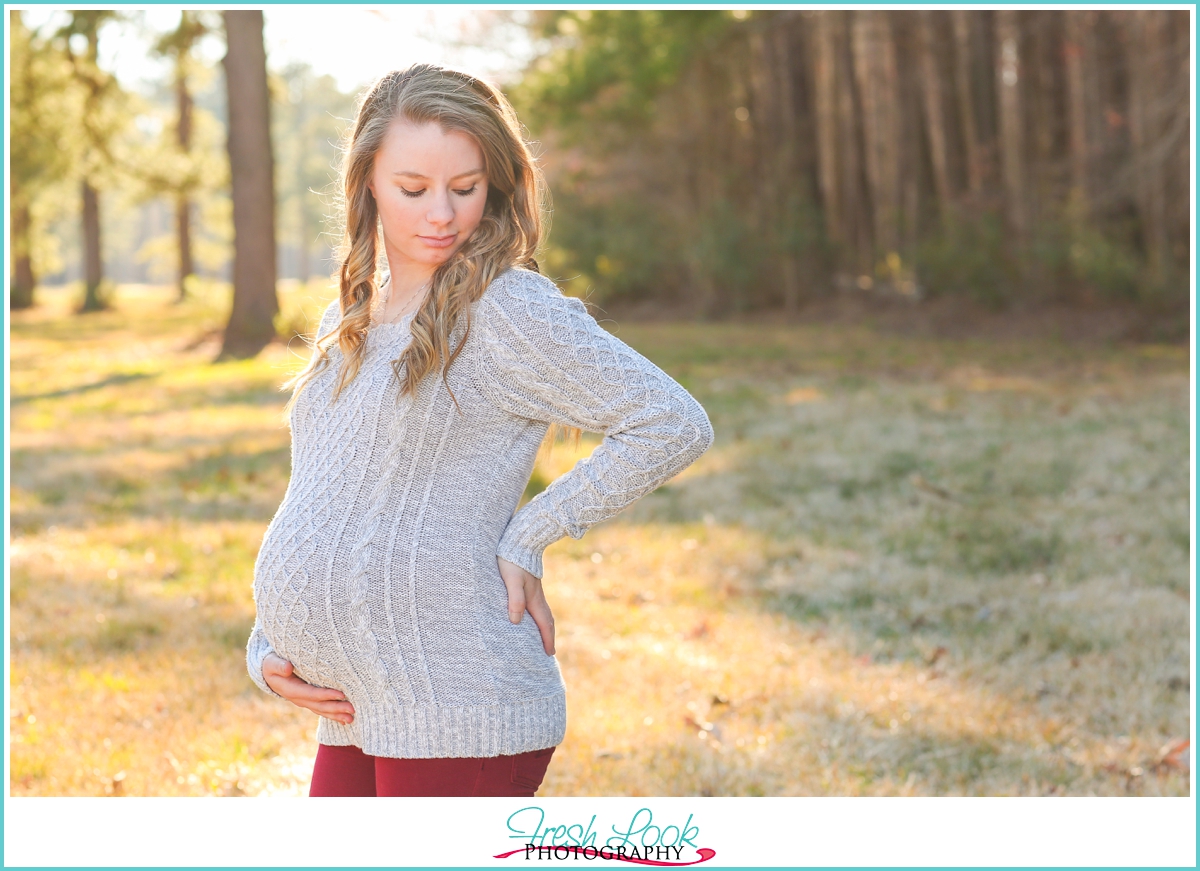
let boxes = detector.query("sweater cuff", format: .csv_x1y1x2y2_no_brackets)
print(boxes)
497,509,567,580
247,623,283,699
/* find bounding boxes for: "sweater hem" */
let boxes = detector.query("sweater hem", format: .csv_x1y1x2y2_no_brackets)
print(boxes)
313,692,567,759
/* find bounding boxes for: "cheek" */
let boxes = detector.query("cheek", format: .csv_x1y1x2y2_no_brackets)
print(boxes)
379,195,421,227
462,194,488,232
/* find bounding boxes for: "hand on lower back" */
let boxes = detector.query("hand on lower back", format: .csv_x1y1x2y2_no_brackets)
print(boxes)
262,652,356,724
498,556,556,655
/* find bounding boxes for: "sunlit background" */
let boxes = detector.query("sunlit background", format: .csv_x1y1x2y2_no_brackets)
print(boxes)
8,8,1191,799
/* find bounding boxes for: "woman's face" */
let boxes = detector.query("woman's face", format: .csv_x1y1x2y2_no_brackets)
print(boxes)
367,119,489,277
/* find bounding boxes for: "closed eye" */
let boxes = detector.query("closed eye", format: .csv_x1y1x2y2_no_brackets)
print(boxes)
399,185,479,199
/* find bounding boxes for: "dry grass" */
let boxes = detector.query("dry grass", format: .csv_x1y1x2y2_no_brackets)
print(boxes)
9,281,1190,796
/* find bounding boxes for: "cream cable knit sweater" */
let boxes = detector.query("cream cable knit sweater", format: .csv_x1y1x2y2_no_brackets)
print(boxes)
246,266,714,758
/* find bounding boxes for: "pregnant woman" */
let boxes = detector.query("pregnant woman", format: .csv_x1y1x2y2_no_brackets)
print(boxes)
246,64,714,797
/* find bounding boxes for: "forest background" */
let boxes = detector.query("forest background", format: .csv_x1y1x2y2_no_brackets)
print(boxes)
11,8,1191,331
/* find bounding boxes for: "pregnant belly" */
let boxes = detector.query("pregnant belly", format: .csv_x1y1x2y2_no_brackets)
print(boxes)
254,538,349,689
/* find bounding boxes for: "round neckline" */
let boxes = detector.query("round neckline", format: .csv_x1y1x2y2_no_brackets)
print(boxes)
370,309,416,330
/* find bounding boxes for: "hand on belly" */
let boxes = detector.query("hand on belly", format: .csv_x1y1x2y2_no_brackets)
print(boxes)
262,652,356,724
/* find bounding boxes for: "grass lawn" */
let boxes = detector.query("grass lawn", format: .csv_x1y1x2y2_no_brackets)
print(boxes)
8,280,1190,796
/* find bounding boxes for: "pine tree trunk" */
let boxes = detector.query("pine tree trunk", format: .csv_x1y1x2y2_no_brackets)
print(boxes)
951,11,983,195
811,12,842,247
994,10,1027,243
851,10,901,260
917,11,952,223
176,196,193,301
1126,10,1169,284
11,195,36,309
220,9,278,359
176,69,194,301
80,178,106,312
835,12,871,272
1063,10,1090,221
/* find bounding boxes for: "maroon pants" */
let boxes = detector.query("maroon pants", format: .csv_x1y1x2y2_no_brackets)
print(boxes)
309,743,556,797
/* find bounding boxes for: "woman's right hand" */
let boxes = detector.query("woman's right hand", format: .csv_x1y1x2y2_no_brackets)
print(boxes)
262,652,355,725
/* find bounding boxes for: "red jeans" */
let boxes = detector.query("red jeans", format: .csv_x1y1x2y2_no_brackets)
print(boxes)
309,743,556,797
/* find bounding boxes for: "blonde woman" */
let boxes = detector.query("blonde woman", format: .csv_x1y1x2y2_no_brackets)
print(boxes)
246,64,714,797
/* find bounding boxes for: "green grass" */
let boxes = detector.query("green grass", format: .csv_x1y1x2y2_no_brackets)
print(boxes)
8,280,1190,796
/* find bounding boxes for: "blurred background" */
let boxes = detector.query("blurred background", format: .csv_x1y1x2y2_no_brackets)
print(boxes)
8,8,1191,797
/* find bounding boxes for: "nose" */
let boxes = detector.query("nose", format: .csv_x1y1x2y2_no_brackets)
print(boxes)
426,189,455,228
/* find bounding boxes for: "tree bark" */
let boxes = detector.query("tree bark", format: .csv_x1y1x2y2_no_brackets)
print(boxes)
176,69,194,301
994,9,1026,242
11,195,36,309
811,12,842,247
1063,10,1090,221
80,178,106,312
917,11,952,223
950,11,983,195
220,9,278,358
851,10,901,260
772,24,803,312
835,12,871,272
1126,10,1169,284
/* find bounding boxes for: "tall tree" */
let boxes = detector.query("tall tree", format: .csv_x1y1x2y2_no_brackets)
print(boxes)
1062,10,1091,222
152,11,214,301
916,12,952,224
809,11,842,250
220,10,278,359
950,11,984,195
850,10,901,260
55,10,125,312
1125,10,1170,285
994,9,1027,242
10,12,79,309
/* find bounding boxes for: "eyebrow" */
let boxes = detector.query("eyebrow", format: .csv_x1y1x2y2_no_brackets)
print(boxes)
392,169,484,180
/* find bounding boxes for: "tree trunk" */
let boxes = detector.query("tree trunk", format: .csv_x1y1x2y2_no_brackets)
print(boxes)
220,9,278,359
1126,10,1169,284
11,195,36,309
950,11,983,195
994,10,1027,242
851,10,901,260
811,12,842,247
1063,10,1090,221
772,25,803,312
176,196,194,301
917,11,952,223
176,69,194,301
80,177,106,312
835,12,871,272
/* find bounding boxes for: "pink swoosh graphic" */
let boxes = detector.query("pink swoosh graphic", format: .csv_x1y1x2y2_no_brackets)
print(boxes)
492,846,717,866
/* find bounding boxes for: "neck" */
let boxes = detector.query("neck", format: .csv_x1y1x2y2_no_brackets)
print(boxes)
382,250,436,299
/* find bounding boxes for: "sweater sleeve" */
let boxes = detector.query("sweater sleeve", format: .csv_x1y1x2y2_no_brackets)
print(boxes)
246,614,283,698
477,269,715,579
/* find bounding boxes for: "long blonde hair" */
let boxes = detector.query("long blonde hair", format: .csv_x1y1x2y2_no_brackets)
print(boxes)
285,64,579,450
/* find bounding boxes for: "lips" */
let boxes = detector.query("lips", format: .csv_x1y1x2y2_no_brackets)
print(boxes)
418,234,457,249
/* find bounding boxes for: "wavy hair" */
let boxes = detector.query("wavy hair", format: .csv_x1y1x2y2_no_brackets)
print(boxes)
285,64,579,450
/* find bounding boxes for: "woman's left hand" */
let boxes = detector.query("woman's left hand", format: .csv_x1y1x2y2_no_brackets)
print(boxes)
498,556,556,656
